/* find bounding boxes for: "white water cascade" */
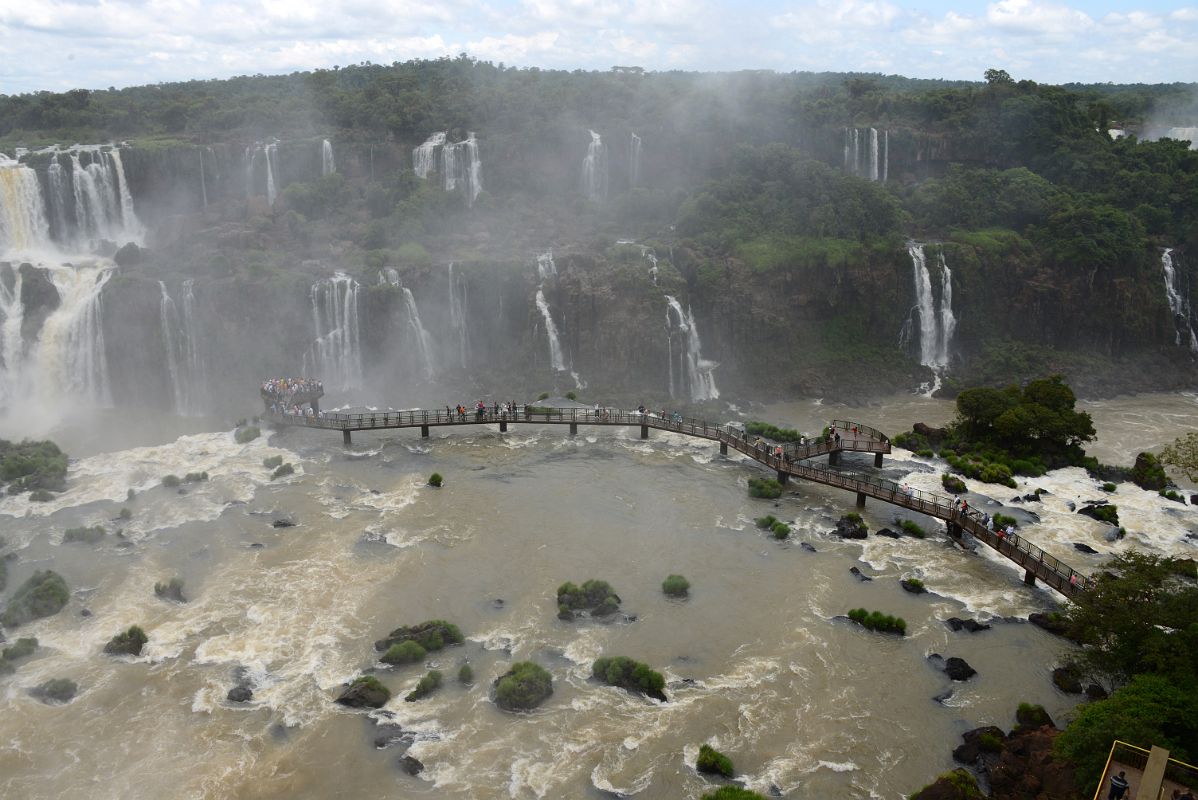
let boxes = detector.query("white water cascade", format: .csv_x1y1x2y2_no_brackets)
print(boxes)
305,273,362,392
402,287,436,379
198,148,209,209
158,280,208,415
0,156,51,253
898,243,956,394
246,140,279,205
536,251,557,281
447,262,469,369
1161,248,1198,352
321,139,335,176
0,264,25,412
582,130,607,200
413,132,447,179
664,296,720,402
629,132,642,187
46,154,71,240
412,132,482,206
535,288,566,372
844,127,888,182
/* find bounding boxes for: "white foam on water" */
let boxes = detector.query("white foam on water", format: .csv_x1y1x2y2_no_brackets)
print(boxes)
817,760,860,773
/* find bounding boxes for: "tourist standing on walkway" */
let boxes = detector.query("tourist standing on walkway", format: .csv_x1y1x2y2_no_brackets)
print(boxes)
1107,770,1130,799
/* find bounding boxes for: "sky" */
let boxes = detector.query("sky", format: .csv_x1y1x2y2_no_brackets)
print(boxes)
0,0,1195,94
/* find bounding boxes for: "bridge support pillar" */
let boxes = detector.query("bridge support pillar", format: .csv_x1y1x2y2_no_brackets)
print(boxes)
420,425,429,438
828,451,841,466
1023,569,1037,587
856,492,866,509
777,471,789,484
720,441,727,456
499,421,507,433
874,452,883,468
342,430,352,447
947,522,963,540
640,424,649,439
569,423,578,436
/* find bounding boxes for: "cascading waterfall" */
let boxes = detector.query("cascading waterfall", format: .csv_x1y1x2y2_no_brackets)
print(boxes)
70,153,114,240
402,288,436,379
899,242,956,394
246,140,279,205
0,156,51,252
0,264,25,411
108,149,141,241
305,273,362,392
46,154,71,242
411,132,482,206
630,132,642,187
447,262,469,369
198,148,209,209
582,130,607,200
413,132,447,179
321,139,335,176
29,264,114,411
159,281,184,413
158,280,208,415
664,296,719,402
536,251,557,281
535,289,566,372
843,127,888,182
1161,248,1198,352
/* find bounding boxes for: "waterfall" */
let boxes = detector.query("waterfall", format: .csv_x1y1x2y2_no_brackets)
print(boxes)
33,265,114,408
160,281,184,413
413,132,447,179
869,128,879,182
0,156,51,253
843,128,886,182
264,142,278,205
536,251,557,281
664,296,720,402
582,130,607,200
901,243,955,393
108,149,141,240
246,140,279,205
46,155,71,243
630,132,642,187
535,289,566,372
448,262,469,369
0,264,25,411
1161,248,1198,352
883,130,889,183
321,139,335,176
305,273,362,392
402,288,436,379
198,148,208,209
158,280,208,415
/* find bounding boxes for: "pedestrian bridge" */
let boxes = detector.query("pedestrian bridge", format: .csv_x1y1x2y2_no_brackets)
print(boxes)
264,403,1087,598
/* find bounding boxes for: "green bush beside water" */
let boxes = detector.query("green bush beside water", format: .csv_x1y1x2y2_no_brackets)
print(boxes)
0,439,68,495
2,637,38,662
745,421,806,443
1,570,69,628
557,580,621,616
847,608,907,636
405,669,443,701
898,519,927,539
63,525,105,544
376,619,464,655
428,472,443,487
271,463,294,479
697,743,735,777
494,661,553,711
162,474,181,488
234,426,261,444
104,625,148,656
382,640,426,666
747,477,783,499
263,455,284,469
458,664,474,685
591,656,666,698
662,574,690,597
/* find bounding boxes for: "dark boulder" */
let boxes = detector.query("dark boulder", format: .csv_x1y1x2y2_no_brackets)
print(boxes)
988,726,1078,800
801,542,817,552
933,689,954,705
913,423,947,442
18,264,60,344
103,625,148,656
336,676,391,709
1078,501,1119,526
1052,666,1083,694
1016,703,1055,729
227,686,253,703
875,527,901,539
945,617,991,633
1073,543,1099,554
944,657,977,682
113,242,147,267
952,725,1006,765
834,515,868,539
31,677,78,704
1085,683,1109,700
849,566,872,582
398,755,424,776
1028,612,1070,637
909,768,984,800
1131,452,1169,491
900,578,927,594
272,518,296,528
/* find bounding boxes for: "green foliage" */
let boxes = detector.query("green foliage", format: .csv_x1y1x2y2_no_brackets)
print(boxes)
1132,451,1170,490
662,574,690,597
382,640,427,666
118,506,132,519
1,570,69,627
263,455,283,469
63,525,105,544
32,678,77,704
234,426,261,444
992,513,1018,530
941,474,967,494
1102,482,1117,493
1086,504,1120,525
2,637,38,662
0,439,68,494
771,521,791,539
565,391,577,401
557,580,621,616
978,732,1004,752
1161,432,1198,484
494,661,553,711
458,663,474,685
343,675,391,706
182,471,209,484
845,512,862,524
898,519,927,539
696,743,734,778
1016,702,1054,729
271,463,294,479
747,477,783,499
405,669,443,701
28,490,54,502
1160,489,1184,502
104,625,148,656
755,515,777,529
847,608,907,635
745,421,806,443
591,656,666,698
1055,675,1198,794
908,768,985,800
162,474,181,488
701,787,766,800
536,392,550,401
376,619,465,655
904,578,925,591
428,472,443,487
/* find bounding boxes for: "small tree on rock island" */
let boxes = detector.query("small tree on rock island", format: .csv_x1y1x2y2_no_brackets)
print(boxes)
1160,432,1198,483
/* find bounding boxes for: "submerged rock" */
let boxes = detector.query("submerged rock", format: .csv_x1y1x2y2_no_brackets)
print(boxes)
398,755,424,776
272,518,296,528
945,617,991,633
944,657,977,682
875,527,901,539
800,542,817,552
31,678,77,704
833,514,868,539
849,566,872,582
227,686,253,703
1073,542,1099,554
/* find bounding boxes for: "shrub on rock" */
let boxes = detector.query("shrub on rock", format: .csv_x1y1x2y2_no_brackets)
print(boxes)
263,455,284,469
1131,451,1168,491
29,490,54,502
381,641,427,666
909,768,986,800
154,578,186,603
701,788,766,800
557,580,621,617
405,670,443,702
662,574,690,597
336,675,391,708
747,477,782,499
2,637,38,662
754,515,776,529
942,474,967,494
835,513,868,539
271,463,294,480
696,743,734,778
104,625,148,656
118,506,132,520
427,472,443,488
897,519,926,538
1,570,69,628
1078,502,1119,526
901,578,927,594
182,471,209,484
31,678,77,704
1052,665,1083,693
1016,702,1054,729
458,663,474,685
771,521,791,539
63,525,105,544
591,656,667,701
493,661,553,711
162,474,181,488
375,620,464,653
234,426,261,444
1101,482,1116,493
847,608,906,636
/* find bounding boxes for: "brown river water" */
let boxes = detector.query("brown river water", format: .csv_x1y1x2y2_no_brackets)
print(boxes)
1,393,1195,799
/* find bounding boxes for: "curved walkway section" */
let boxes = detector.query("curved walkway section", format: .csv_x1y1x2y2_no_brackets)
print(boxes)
265,405,1086,598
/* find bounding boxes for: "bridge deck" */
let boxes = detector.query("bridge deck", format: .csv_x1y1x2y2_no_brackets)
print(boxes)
265,405,1087,598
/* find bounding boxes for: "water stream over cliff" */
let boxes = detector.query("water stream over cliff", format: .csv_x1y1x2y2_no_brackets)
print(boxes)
304,273,362,392
1161,248,1198,352
665,295,720,402
582,130,607,200
321,140,335,177
899,243,956,395
447,262,469,369
158,280,208,416
844,127,888,182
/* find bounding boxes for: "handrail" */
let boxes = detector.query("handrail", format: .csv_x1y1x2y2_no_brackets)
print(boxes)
264,402,1086,596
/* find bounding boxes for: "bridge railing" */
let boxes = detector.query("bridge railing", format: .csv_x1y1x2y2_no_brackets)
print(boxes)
831,420,890,443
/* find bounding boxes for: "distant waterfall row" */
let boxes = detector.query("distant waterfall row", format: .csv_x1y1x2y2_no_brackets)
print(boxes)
844,128,888,182
304,272,362,392
412,132,483,206
0,147,142,253
1161,248,1198,352
245,140,280,205
665,296,720,402
898,242,956,394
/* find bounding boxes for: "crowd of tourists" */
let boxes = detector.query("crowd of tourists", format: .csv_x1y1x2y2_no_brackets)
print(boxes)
262,377,324,416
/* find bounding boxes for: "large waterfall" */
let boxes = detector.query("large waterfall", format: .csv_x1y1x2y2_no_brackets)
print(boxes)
582,130,607,200
0,155,50,252
448,262,469,369
246,140,279,205
159,280,208,415
1161,248,1198,352
629,132,642,187
898,243,956,393
535,288,566,372
664,296,720,402
0,263,25,412
402,288,436,379
412,132,482,206
321,139,336,176
844,127,888,182
305,273,362,392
